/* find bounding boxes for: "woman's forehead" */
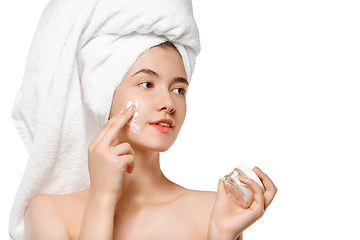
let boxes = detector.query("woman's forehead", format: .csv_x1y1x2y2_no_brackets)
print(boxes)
125,46,187,80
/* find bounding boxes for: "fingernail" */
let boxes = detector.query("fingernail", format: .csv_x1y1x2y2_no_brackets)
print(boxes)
255,166,262,172
119,108,125,114
127,105,136,111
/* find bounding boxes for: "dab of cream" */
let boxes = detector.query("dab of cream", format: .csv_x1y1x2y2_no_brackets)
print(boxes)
126,100,141,135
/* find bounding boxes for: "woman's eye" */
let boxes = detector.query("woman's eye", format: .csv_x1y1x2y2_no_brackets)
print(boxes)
139,82,153,89
172,88,186,96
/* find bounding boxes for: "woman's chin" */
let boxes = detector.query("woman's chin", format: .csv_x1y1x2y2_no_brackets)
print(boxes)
131,140,174,153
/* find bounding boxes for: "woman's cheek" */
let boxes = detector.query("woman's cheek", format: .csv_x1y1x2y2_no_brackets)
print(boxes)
176,99,187,125
133,98,150,126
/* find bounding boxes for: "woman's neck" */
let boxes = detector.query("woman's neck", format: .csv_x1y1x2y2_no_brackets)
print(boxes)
116,147,177,208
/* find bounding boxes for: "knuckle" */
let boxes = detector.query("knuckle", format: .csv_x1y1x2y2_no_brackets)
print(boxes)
122,143,134,154
123,154,134,163
103,151,112,160
122,142,131,149
110,156,120,165
94,147,105,156
88,144,95,153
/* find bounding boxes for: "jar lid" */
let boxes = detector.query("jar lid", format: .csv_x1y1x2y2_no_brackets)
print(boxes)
236,163,265,192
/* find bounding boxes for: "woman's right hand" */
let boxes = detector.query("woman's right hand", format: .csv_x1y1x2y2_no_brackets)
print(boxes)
87,105,136,204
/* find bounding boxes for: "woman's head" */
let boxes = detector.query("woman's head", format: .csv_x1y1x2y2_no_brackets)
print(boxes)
109,42,188,152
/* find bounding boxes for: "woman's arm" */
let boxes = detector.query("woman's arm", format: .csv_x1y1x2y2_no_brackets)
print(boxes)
78,107,136,239
78,195,117,240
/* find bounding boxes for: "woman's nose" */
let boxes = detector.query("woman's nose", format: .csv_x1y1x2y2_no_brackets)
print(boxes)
156,90,175,114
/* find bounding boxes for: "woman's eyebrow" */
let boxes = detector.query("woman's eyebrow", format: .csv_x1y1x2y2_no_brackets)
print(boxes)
132,68,188,85
173,77,189,86
132,68,159,77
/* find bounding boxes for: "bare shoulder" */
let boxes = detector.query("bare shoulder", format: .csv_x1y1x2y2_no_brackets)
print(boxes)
187,190,216,214
25,194,70,239
185,190,217,208
176,189,217,234
188,190,217,222
192,190,217,200
25,189,89,240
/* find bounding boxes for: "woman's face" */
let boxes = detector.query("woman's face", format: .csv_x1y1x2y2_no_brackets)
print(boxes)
109,45,188,152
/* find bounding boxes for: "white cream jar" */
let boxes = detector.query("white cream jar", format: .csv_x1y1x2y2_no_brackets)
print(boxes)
223,163,265,208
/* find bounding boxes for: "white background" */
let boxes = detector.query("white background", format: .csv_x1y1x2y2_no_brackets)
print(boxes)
1,0,359,239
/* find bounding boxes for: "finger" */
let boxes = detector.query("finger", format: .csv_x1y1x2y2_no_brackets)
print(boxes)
91,108,125,146
216,178,240,203
216,179,226,194
100,106,136,146
112,143,135,173
112,142,135,157
118,154,135,174
253,167,277,210
239,177,264,217
253,167,277,193
216,179,231,201
213,179,240,212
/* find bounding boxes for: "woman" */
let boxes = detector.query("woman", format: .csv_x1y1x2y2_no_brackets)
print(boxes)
23,41,277,239
10,0,276,239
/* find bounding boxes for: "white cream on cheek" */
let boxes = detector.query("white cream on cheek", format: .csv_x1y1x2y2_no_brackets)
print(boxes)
126,100,141,135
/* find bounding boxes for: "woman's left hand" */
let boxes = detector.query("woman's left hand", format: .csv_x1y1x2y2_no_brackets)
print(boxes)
208,167,277,240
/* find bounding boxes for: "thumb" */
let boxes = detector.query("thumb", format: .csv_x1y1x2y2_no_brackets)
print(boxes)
216,178,232,202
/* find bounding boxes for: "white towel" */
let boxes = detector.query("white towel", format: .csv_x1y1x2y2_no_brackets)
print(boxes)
9,0,200,239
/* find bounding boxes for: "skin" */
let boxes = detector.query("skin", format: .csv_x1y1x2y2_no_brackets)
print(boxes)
24,46,277,240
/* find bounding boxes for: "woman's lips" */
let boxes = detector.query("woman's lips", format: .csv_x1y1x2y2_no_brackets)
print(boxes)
150,118,174,133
